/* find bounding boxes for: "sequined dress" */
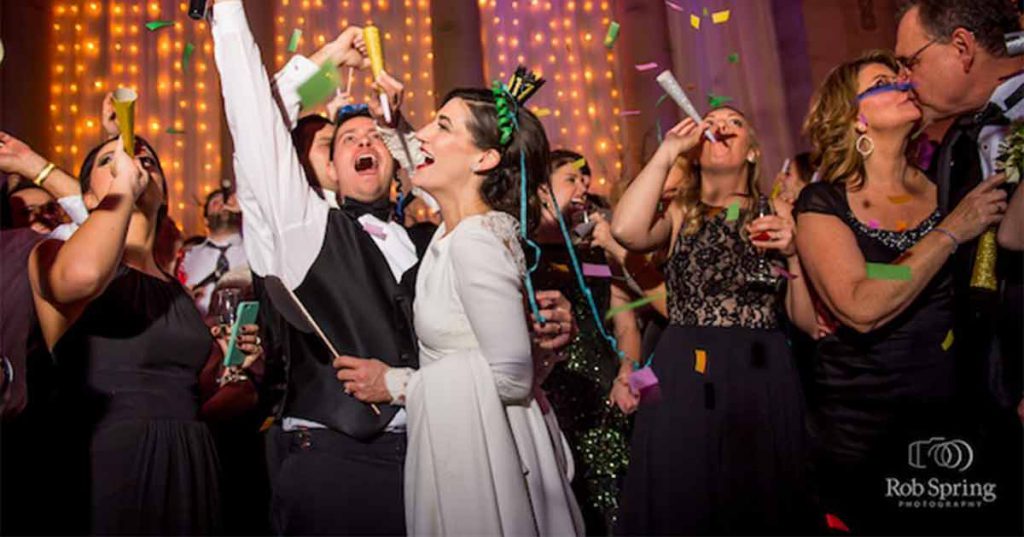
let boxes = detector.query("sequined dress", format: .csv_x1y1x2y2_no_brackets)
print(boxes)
536,242,631,535
617,203,813,535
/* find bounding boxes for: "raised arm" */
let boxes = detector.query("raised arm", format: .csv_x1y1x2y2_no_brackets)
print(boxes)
612,118,708,252
28,141,147,346
210,0,328,286
796,176,1005,332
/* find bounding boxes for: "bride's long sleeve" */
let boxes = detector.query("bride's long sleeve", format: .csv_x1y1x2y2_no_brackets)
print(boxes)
448,224,534,404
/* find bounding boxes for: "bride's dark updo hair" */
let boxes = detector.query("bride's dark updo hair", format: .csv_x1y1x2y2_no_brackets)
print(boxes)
440,88,548,232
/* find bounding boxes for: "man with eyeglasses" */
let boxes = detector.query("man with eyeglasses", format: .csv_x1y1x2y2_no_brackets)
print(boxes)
896,1,1023,534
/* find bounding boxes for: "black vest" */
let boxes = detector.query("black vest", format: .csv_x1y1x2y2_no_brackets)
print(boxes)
279,210,422,440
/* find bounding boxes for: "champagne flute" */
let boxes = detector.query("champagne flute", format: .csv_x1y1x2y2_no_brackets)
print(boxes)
209,287,241,330
748,196,782,290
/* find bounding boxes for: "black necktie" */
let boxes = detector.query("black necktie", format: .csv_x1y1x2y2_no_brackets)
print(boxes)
213,243,230,278
341,197,393,222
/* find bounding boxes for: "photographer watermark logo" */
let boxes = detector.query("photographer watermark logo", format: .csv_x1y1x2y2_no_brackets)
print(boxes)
908,437,974,472
885,437,997,510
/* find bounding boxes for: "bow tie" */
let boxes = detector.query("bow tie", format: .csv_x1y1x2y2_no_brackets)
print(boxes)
957,102,1011,142
341,197,393,222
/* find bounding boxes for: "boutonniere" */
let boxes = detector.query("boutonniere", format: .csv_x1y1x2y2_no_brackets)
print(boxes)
994,119,1024,184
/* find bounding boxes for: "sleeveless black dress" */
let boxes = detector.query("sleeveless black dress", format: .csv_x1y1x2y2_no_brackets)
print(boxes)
54,266,222,534
618,202,813,535
793,182,974,535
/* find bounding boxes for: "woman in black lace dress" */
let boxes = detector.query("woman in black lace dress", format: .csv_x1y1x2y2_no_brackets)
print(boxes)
26,136,264,534
612,107,819,534
797,51,1008,534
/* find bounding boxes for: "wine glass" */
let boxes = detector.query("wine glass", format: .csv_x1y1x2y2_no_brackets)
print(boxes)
209,287,241,329
748,196,782,290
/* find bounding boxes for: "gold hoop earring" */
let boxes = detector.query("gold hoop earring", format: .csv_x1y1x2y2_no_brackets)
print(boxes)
856,134,875,158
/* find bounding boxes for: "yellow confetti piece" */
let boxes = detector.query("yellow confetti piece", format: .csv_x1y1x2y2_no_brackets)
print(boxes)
572,157,587,170
888,195,912,204
770,181,782,199
532,107,552,117
941,330,954,351
690,14,701,30
694,349,707,374
550,262,570,273
259,416,275,433
711,9,730,24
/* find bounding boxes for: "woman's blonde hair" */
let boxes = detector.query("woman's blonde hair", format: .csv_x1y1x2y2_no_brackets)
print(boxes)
803,49,902,190
676,105,762,236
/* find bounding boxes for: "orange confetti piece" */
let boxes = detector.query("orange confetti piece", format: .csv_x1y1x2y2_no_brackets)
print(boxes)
694,349,707,374
259,416,275,433
888,195,912,204
896,220,909,232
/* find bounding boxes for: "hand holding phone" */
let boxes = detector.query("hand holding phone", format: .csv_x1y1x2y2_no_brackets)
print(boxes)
223,301,260,367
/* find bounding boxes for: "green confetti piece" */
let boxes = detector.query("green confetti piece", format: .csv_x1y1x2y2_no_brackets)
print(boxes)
725,200,740,221
941,329,954,351
727,52,740,64
605,292,666,320
287,29,302,53
145,20,174,31
165,127,186,135
656,93,669,107
603,21,620,49
297,62,340,109
865,262,912,281
708,93,733,108
181,42,196,72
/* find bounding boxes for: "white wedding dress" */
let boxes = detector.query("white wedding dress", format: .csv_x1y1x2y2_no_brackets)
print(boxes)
406,211,583,536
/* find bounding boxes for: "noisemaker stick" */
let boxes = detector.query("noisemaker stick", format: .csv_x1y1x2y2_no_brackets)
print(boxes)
655,70,717,143
112,88,138,155
363,25,392,124
263,276,381,415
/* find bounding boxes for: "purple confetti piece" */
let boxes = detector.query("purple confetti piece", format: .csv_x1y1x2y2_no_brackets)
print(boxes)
635,62,659,72
582,263,613,278
665,0,684,12
629,366,661,404
362,222,388,239
868,219,880,229
772,264,798,280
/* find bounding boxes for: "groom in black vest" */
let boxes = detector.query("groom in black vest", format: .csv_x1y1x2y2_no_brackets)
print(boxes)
211,3,575,534
896,1,1022,533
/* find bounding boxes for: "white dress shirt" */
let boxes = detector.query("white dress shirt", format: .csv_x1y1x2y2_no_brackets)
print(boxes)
977,71,1024,178
211,0,412,432
180,232,249,315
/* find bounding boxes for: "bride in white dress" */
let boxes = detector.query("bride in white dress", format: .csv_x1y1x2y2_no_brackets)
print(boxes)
383,87,583,536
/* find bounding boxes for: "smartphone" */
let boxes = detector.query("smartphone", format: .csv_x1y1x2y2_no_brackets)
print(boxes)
223,301,260,367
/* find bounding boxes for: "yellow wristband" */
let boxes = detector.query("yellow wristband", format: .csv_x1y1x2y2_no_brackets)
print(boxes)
33,162,56,187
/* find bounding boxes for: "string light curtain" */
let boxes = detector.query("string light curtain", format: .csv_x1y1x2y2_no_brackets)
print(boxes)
664,3,795,189
49,1,223,235
479,0,625,195
273,0,437,128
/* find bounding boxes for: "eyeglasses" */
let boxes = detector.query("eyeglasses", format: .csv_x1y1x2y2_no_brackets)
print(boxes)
896,36,942,72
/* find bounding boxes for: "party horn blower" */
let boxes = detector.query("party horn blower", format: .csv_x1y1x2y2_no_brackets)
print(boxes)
112,88,138,155
970,228,999,291
655,70,716,143
363,25,392,124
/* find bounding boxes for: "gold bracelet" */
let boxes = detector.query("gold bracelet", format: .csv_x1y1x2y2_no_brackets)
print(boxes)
33,162,56,187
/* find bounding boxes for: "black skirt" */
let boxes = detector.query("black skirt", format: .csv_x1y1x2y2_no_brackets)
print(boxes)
618,324,814,535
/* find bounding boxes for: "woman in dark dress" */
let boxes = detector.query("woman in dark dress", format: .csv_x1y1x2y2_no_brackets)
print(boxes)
612,107,819,535
26,136,264,534
796,51,1008,534
532,150,638,534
